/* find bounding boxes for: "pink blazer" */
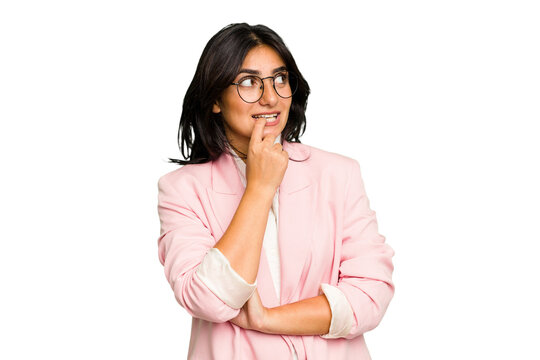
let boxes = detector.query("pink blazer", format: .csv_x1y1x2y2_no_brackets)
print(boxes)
157,140,395,360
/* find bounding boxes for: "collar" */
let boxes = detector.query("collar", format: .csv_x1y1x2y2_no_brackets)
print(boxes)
212,134,311,195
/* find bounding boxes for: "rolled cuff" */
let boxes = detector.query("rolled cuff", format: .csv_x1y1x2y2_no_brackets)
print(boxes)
319,283,355,339
195,248,257,309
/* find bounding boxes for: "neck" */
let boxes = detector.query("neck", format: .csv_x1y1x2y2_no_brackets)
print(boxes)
226,133,283,164
227,141,248,163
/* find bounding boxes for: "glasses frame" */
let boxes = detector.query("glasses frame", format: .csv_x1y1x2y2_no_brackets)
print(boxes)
230,71,297,104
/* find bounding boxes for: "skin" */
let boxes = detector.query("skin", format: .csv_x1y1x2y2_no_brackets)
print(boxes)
213,44,292,159
212,45,332,336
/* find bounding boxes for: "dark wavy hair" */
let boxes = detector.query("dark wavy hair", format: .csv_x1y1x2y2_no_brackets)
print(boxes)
168,23,311,165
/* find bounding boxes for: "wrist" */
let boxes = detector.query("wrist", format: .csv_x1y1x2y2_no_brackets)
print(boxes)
259,306,277,334
245,183,276,200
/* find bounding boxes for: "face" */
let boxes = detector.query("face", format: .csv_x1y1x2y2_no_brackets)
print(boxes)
213,45,292,154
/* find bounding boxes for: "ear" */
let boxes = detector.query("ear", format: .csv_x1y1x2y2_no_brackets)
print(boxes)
212,101,221,114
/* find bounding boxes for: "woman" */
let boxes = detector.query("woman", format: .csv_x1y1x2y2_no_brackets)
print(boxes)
157,23,395,360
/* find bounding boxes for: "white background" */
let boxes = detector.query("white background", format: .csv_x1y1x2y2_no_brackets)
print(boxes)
1,0,539,359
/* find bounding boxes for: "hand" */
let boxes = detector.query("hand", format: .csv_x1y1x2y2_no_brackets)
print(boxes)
230,289,268,332
245,118,289,195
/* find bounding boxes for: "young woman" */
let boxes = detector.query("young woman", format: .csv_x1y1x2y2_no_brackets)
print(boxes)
157,23,395,360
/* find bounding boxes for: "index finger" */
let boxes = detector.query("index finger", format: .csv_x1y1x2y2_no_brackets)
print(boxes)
248,117,268,146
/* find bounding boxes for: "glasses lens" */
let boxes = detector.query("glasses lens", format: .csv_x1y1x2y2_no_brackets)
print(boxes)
237,76,263,103
274,72,298,99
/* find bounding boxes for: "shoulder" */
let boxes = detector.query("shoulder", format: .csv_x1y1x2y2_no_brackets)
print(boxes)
288,141,359,174
157,161,213,191
286,141,362,196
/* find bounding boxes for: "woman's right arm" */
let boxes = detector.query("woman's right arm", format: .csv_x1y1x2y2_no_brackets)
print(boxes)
213,118,288,284
157,118,287,323
158,176,244,323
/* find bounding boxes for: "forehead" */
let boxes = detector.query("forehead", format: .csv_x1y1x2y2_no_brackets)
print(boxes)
240,45,286,72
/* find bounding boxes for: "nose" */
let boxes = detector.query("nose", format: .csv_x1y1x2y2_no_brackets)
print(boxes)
258,78,279,106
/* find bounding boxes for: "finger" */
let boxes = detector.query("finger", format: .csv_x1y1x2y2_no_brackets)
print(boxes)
262,131,277,147
248,117,267,146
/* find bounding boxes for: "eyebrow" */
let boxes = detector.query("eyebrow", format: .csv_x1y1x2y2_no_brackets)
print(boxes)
237,66,288,75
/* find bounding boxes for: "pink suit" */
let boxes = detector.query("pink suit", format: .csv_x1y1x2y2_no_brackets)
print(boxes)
157,140,395,359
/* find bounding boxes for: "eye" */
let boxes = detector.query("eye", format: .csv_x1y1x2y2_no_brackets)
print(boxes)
274,73,288,85
238,76,257,87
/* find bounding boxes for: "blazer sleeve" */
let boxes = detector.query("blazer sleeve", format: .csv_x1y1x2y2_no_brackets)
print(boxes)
156,174,252,323
337,159,395,339
319,283,355,338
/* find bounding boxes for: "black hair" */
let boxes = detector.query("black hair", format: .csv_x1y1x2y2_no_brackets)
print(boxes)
168,23,310,165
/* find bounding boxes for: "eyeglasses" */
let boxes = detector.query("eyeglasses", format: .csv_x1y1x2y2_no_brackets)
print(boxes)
230,71,298,103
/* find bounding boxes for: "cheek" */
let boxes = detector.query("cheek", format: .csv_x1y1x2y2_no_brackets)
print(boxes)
282,101,293,120
226,98,251,117
220,98,250,122
222,103,256,133
284,99,293,113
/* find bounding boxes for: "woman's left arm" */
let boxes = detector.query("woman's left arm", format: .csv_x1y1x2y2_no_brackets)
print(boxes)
263,295,332,335
231,289,332,335
232,159,395,338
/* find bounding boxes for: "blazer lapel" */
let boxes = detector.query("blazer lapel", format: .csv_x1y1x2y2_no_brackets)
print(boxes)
207,149,244,237
207,141,315,307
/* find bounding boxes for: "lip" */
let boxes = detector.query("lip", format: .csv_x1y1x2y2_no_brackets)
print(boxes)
251,111,281,126
251,111,281,117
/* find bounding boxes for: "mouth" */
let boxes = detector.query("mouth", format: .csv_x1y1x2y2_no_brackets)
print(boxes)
252,112,280,126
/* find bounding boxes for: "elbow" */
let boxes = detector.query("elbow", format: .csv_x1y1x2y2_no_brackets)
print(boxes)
345,300,390,339
171,269,241,323
159,243,254,323
340,280,395,339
